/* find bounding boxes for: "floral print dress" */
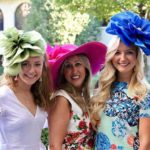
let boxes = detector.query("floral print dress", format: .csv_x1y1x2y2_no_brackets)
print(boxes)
54,89,94,150
95,82,150,150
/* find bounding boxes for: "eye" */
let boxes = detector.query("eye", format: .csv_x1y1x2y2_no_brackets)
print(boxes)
35,63,42,67
21,62,29,67
115,51,120,55
75,62,82,67
64,63,72,69
126,50,135,55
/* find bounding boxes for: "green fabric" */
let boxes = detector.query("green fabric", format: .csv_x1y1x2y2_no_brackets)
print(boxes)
0,27,46,76
0,66,3,75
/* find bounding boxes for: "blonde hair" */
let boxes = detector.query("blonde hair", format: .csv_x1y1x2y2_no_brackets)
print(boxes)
55,54,92,113
90,36,150,129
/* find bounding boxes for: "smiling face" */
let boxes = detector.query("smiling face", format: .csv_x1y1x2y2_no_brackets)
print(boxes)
112,42,137,81
18,56,44,86
63,55,86,90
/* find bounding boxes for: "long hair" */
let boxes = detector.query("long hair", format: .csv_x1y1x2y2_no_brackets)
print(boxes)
90,36,150,129
31,55,53,110
0,55,53,110
56,54,92,113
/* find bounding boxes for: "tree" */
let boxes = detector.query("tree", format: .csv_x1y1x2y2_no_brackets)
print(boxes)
55,0,150,21
23,0,95,45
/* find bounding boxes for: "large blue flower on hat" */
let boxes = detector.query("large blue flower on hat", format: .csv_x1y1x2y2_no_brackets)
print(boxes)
106,11,150,55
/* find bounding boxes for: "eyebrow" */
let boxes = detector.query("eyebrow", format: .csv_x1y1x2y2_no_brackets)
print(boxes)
22,60,42,63
117,48,136,51
65,59,82,64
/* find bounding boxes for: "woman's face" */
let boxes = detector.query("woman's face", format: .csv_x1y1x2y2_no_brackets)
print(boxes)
112,42,137,78
63,55,86,90
18,56,44,86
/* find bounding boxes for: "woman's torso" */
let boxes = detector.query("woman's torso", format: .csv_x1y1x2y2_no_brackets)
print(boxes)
95,82,150,150
55,89,94,149
0,85,47,150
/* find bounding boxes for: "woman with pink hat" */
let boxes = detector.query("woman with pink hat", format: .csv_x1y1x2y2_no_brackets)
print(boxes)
46,41,107,149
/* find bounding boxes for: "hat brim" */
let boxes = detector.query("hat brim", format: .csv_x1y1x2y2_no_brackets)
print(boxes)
49,41,107,87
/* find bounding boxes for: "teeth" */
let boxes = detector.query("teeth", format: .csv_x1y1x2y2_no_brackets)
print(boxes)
72,75,79,79
27,75,35,78
119,63,128,66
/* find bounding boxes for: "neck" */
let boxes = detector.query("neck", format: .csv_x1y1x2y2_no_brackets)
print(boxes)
14,78,32,93
117,72,132,83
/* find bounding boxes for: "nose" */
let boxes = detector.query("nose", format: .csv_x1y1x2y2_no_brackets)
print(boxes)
28,64,35,73
120,53,126,61
72,65,78,73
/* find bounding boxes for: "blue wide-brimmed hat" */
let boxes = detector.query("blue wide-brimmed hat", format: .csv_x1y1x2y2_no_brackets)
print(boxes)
106,11,150,55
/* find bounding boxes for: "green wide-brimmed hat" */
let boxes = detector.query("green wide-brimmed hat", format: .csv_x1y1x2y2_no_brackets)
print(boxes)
0,27,46,76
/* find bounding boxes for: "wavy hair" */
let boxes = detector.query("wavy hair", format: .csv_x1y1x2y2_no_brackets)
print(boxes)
54,54,92,113
90,36,150,129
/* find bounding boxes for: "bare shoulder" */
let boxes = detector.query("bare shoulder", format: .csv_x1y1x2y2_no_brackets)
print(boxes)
50,95,71,113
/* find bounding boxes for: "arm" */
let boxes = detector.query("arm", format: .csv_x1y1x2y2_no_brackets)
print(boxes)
48,96,71,150
139,117,150,150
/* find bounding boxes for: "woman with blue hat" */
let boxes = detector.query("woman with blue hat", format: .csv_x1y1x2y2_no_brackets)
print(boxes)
0,27,52,150
90,11,150,150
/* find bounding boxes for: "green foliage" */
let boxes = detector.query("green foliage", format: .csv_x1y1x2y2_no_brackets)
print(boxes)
41,128,49,149
24,0,93,45
75,17,102,45
54,0,150,21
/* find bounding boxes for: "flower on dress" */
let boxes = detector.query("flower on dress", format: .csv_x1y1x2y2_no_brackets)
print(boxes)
78,121,87,130
106,11,150,55
95,132,111,149
111,144,117,150
87,138,94,148
127,135,134,146
112,118,127,137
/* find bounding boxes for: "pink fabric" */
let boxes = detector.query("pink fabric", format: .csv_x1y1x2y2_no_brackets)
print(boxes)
46,42,107,88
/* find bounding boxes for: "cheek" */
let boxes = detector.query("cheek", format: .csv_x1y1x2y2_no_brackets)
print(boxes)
111,59,116,66
111,56,117,62
63,70,70,80
82,68,86,77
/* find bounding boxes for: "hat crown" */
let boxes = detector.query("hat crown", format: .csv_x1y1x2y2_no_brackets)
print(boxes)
106,11,150,55
47,44,78,61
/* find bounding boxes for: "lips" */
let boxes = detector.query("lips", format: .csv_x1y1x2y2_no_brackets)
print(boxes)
118,63,129,67
25,74,36,79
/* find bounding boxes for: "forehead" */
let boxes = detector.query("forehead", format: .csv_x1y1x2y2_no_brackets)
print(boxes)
24,56,44,62
118,42,137,51
65,55,81,63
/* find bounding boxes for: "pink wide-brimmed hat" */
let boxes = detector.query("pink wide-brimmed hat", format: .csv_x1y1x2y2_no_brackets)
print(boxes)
46,41,107,88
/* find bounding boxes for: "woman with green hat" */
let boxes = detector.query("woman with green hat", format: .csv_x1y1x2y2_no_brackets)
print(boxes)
0,27,52,150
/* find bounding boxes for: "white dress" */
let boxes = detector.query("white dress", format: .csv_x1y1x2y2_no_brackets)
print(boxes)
0,85,47,150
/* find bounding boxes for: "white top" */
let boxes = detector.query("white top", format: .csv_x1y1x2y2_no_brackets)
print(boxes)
53,90,94,149
0,85,47,150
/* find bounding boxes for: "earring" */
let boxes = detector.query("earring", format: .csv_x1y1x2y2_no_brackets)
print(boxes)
39,77,42,82
14,76,18,81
